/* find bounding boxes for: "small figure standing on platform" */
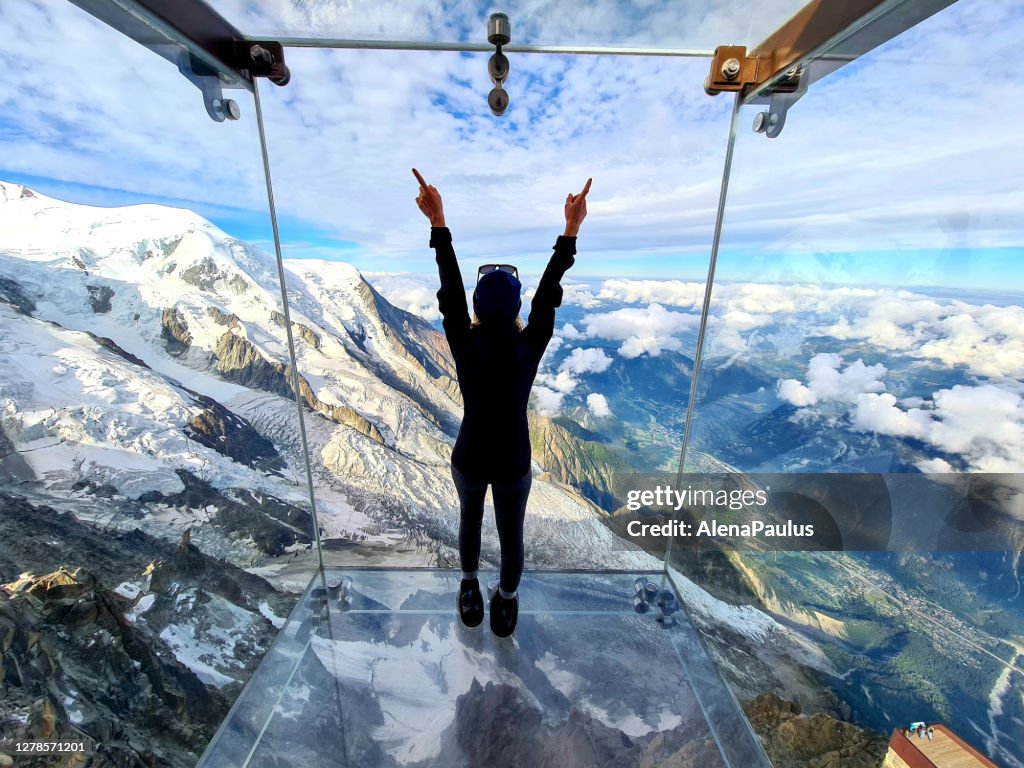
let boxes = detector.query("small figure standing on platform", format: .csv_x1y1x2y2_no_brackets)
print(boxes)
413,168,591,638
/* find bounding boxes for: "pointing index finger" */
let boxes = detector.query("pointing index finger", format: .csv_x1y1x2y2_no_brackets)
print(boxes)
579,178,592,197
412,168,428,189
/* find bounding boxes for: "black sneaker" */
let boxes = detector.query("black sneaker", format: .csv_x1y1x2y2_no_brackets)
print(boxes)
490,590,519,637
457,578,484,627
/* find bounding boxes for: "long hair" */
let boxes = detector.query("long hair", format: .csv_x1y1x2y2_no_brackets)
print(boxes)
471,313,524,331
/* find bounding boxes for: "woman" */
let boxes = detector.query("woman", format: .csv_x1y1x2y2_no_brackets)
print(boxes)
412,168,591,637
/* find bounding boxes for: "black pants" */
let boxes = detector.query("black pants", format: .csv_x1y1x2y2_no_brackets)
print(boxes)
451,464,532,593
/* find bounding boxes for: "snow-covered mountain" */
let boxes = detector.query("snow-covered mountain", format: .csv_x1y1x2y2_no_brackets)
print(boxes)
0,181,863,765
0,180,641,573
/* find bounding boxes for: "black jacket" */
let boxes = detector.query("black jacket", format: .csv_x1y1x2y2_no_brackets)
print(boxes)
431,226,576,480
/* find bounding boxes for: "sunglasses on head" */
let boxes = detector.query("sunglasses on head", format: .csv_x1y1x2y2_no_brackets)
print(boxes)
477,264,518,282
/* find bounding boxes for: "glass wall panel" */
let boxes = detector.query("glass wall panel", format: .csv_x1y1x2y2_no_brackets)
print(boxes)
0,2,319,763
252,47,735,574
204,0,809,51
679,2,1024,767
204,44,782,767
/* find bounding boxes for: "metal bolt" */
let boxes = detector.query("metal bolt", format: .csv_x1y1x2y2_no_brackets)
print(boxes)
753,111,780,134
488,12,511,46
210,98,240,121
488,85,509,116
250,44,273,67
721,57,741,80
488,51,510,83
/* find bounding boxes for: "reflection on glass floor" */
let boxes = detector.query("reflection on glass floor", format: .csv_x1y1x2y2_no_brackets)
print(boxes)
198,570,770,768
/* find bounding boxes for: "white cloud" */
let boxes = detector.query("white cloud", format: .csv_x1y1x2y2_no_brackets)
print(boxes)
818,294,1024,379
916,457,955,473
718,310,772,331
924,384,1023,459
587,393,612,418
777,353,887,407
596,279,705,307
538,334,564,370
559,347,613,375
916,309,1024,378
723,284,825,315
560,284,602,309
537,346,611,394
532,385,564,416
850,392,931,439
824,296,944,351
541,371,578,394
851,384,1024,472
619,334,683,359
575,303,698,359
781,354,1024,471
561,323,584,341
364,273,441,321
777,379,817,407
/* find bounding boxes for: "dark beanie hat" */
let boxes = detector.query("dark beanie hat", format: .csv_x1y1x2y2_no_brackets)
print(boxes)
473,270,522,326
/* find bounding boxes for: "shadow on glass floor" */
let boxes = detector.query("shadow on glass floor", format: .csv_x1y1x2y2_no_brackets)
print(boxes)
198,570,770,768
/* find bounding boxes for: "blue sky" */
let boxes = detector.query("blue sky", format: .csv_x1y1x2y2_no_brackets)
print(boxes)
1,0,1023,288
1,0,1023,474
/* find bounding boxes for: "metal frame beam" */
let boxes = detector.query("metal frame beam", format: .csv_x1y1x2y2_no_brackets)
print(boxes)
67,0,253,89
705,0,957,101
268,37,715,57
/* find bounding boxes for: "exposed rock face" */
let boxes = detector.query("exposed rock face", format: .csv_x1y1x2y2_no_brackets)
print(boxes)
529,414,632,511
295,376,386,444
0,567,230,768
179,257,223,292
213,330,386,444
136,470,313,557
205,306,239,328
161,307,192,357
0,425,35,484
452,678,724,768
185,390,285,472
355,278,462,424
86,284,114,313
1,496,162,587
742,693,888,768
86,331,150,369
0,494,296,767
295,323,321,350
0,492,292,615
213,331,292,398
0,276,36,315
228,274,248,295
269,310,321,350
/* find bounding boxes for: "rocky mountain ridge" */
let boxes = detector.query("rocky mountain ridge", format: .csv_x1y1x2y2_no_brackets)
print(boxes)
0,182,918,765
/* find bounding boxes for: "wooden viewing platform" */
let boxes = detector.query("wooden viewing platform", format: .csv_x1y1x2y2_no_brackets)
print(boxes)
884,724,999,768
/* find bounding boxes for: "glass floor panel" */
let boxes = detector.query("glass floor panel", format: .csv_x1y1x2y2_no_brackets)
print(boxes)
198,570,770,768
